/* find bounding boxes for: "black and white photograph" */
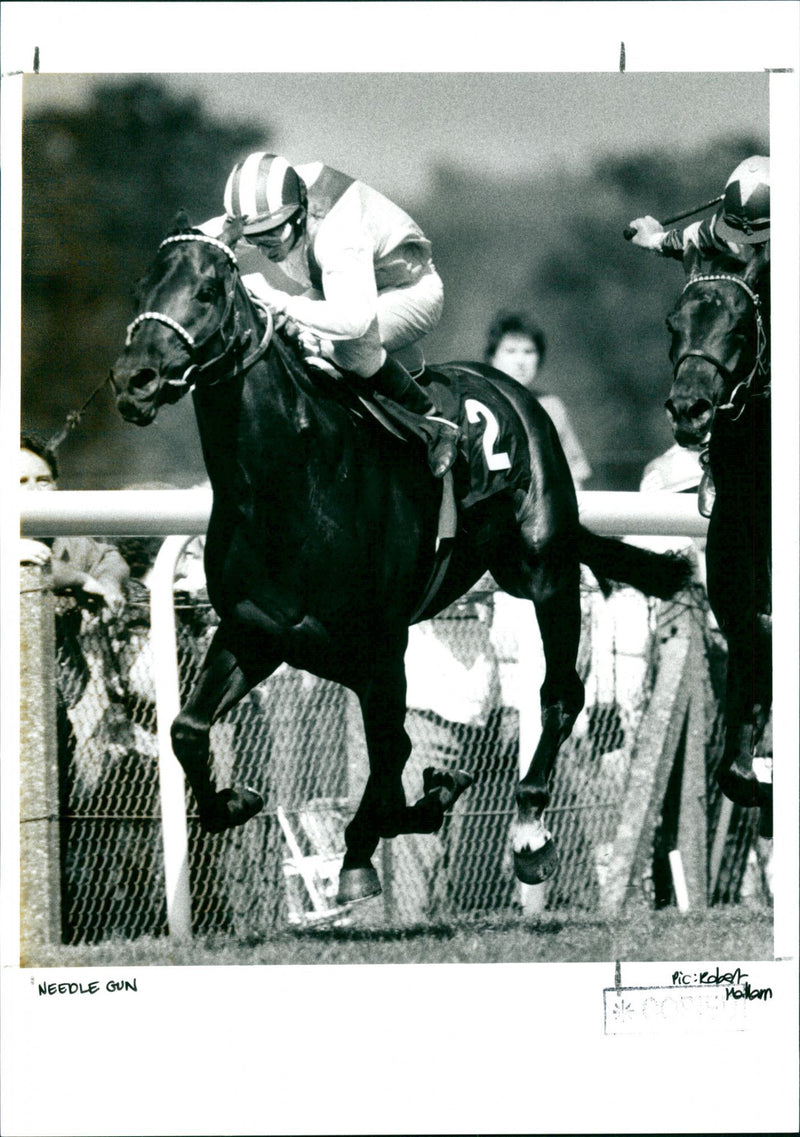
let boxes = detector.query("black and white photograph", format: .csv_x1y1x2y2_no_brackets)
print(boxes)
2,3,798,1135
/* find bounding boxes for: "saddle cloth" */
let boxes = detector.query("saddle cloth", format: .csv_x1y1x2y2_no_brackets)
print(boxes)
308,356,532,511
421,362,532,509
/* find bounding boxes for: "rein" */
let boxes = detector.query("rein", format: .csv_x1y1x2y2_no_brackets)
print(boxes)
125,233,273,394
47,374,112,454
673,272,769,420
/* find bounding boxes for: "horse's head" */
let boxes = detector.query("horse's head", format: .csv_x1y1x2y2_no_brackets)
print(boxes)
664,252,768,447
112,216,254,425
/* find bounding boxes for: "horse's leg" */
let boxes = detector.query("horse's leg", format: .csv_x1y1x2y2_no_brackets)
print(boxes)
170,622,282,832
337,639,473,904
707,507,773,809
717,613,772,808
493,536,584,884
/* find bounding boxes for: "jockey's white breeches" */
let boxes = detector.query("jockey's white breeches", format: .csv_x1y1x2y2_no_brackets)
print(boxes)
319,268,444,378
378,267,444,356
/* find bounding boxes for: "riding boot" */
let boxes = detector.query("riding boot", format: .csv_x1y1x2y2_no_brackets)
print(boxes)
368,356,461,478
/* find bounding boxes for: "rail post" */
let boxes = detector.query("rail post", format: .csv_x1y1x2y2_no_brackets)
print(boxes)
601,601,695,915
19,563,61,951
676,614,709,906
149,536,194,940
517,600,548,914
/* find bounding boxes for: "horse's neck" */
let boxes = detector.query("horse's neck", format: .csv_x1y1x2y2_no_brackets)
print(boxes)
711,396,771,490
194,331,335,498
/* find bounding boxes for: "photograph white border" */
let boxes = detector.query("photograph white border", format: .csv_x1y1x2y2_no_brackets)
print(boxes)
2,4,798,1135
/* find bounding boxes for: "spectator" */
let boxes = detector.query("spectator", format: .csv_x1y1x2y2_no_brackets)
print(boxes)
640,441,703,495
637,441,706,584
401,574,518,918
20,432,129,617
484,310,592,490
20,431,132,712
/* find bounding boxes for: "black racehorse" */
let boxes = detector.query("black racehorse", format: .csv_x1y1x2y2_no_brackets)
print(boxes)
664,250,771,808
111,218,689,905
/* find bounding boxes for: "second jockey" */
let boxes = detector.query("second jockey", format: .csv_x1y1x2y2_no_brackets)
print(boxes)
627,155,770,280
201,152,460,478
628,155,770,521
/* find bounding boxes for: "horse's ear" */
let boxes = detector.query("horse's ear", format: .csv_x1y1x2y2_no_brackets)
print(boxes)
169,209,192,236
219,214,244,248
741,244,768,287
682,245,702,280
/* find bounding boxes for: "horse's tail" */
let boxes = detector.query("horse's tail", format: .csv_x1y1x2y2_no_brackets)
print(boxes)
577,526,693,599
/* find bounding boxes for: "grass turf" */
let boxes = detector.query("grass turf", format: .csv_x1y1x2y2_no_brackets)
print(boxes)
22,905,772,969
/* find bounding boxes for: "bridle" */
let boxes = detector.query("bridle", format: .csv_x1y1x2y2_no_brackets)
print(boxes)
671,272,769,421
124,234,273,394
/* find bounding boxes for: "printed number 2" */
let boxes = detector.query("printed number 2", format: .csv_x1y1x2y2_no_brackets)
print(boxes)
464,399,511,471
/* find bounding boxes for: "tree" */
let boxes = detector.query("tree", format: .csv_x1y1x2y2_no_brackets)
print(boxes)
421,135,767,488
22,77,265,487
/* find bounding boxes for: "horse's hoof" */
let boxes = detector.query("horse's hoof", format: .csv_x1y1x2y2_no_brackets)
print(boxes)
514,837,559,884
336,865,382,905
718,767,771,810
200,786,264,833
422,767,474,810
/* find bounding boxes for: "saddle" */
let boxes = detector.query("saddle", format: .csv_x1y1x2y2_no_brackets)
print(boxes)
304,353,446,447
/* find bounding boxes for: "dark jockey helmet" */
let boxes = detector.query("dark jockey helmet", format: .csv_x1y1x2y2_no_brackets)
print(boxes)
715,155,770,246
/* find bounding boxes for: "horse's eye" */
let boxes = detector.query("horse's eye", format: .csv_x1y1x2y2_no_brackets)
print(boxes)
197,283,219,303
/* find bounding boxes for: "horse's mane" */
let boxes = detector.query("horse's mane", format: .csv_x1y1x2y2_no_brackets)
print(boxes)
269,317,318,379
133,214,207,304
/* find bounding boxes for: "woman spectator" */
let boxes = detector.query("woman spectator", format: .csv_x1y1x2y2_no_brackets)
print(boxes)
485,311,592,490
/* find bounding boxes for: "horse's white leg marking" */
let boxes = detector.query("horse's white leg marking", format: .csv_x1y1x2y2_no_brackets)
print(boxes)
511,816,552,855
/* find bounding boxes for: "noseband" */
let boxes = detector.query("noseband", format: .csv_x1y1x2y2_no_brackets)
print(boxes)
672,272,769,420
125,234,273,393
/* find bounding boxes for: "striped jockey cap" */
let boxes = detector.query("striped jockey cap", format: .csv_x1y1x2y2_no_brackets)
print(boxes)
223,153,307,235
715,155,770,246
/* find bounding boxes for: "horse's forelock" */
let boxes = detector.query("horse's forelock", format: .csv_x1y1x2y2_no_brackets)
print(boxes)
169,208,194,236
133,229,212,304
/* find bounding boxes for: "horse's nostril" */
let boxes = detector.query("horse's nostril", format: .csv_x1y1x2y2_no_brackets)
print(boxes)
129,368,158,391
664,399,677,420
689,399,712,421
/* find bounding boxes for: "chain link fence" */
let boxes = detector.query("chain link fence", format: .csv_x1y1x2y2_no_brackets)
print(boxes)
40,558,772,944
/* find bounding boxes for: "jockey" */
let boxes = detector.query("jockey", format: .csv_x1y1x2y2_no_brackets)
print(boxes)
629,156,770,519
200,152,460,478
627,155,770,279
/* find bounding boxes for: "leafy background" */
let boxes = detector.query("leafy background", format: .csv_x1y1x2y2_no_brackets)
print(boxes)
21,76,767,490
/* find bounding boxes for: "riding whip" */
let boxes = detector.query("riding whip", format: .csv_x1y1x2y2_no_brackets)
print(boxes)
623,195,724,241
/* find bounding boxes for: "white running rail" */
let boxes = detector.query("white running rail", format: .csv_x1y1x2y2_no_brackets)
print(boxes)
20,489,710,538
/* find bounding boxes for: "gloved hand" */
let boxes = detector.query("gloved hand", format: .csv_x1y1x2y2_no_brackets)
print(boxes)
628,215,666,250
297,329,324,357
241,273,291,314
